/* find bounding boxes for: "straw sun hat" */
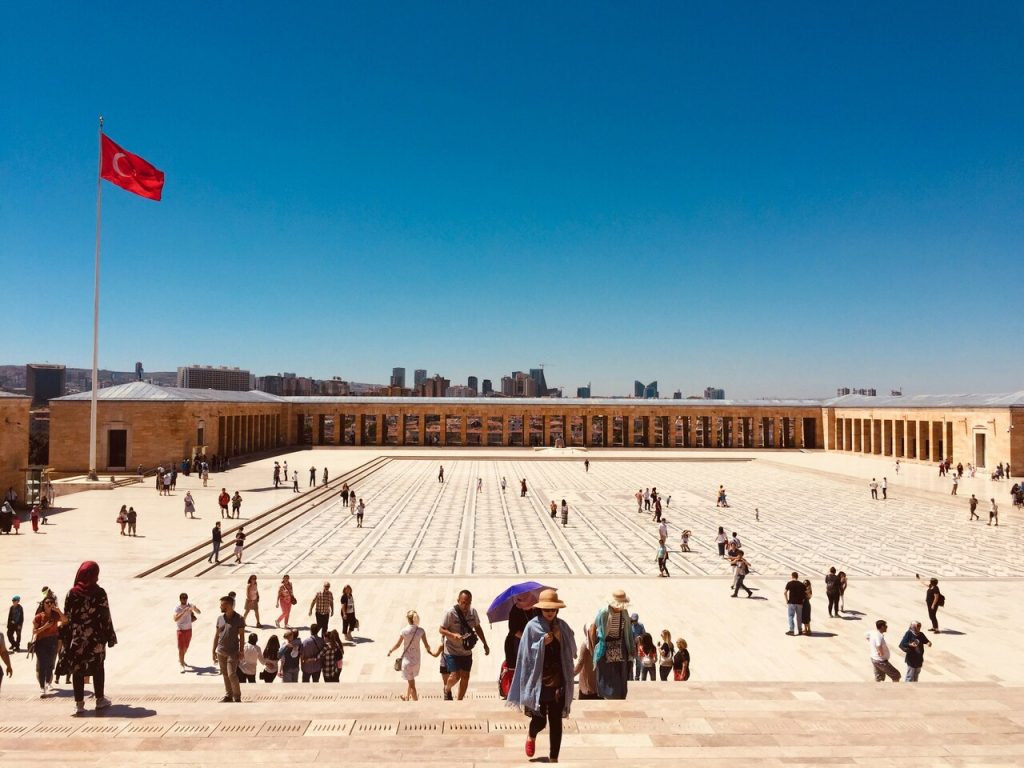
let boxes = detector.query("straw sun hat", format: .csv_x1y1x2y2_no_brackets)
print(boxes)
609,589,630,610
534,588,566,610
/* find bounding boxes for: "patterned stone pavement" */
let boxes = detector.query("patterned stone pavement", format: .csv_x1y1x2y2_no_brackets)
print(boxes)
220,456,1021,578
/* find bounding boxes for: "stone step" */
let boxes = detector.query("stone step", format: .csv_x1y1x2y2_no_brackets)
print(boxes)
1,681,1022,765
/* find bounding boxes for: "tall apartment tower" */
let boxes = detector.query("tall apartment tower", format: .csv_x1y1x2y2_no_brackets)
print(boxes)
481,379,493,395
391,367,406,388
26,364,67,407
467,376,478,395
176,365,252,391
414,369,427,388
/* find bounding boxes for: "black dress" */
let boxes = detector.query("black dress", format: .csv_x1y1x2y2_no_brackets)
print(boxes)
505,605,536,668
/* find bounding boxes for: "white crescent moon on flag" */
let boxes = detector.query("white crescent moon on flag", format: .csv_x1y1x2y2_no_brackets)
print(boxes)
112,152,130,177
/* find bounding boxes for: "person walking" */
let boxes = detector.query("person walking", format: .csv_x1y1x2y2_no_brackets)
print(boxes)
503,593,538,698
549,500,557,520
969,494,980,521
349,492,357,515
882,476,888,500
173,593,200,671
520,478,528,497
477,477,483,493
243,575,261,627
730,550,753,597
387,610,441,701
116,505,127,536
501,477,507,493
801,579,813,635
869,478,879,500
340,483,350,506
276,575,295,629
356,499,365,527
657,630,674,681
715,526,727,557
590,589,633,700
923,577,943,633
560,499,569,527
825,567,842,617
439,589,490,700
218,488,230,519
62,561,117,715
322,467,329,486
584,459,590,472
208,522,222,564
277,630,301,682
308,466,317,487
31,593,64,696
299,624,326,682
672,638,691,681
988,498,999,526
321,629,345,683
637,633,658,680
838,571,849,612
507,589,576,764
7,596,24,652
574,622,599,700
656,538,670,577
126,506,137,536
231,491,242,518
680,529,691,553
438,465,444,483
292,471,299,493
309,581,334,636
237,633,263,683
233,527,246,564
212,593,245,702
0,631,12,691
784,572,806,636
340,585,357,641
898,621,932,682
260,635,280,682
30,504,40,533
183,491,196,519
867,619,900,682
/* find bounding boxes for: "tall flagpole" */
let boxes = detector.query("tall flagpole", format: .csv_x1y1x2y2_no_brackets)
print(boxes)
87,116,103,481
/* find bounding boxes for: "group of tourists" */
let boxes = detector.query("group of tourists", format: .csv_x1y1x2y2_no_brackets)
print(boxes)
0,564,117,715
0,500,45,534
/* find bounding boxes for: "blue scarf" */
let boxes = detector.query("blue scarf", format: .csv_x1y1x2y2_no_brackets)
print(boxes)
506,615,577,717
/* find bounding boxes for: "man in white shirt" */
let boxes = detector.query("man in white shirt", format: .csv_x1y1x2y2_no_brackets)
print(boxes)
867,619,900,682
658,519,668,542
173,592,201,671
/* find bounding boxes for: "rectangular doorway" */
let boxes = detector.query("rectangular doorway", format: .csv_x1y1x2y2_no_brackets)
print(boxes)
975,433,986,469
107,429,127,468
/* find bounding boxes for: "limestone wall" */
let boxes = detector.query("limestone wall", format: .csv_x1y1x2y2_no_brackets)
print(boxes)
0,397,30,501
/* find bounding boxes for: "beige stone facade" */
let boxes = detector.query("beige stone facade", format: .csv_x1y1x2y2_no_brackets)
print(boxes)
0,394,30,499
827,405,1023,472
45,385,1023,476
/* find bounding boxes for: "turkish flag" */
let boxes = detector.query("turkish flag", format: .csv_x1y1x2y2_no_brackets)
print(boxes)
100,135,164,201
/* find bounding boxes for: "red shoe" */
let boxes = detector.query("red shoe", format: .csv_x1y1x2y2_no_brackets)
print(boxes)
525,738,535,757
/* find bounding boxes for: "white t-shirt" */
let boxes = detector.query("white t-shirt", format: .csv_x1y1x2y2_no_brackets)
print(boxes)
174,603,194,631
867,630,889,661
399,625,425,664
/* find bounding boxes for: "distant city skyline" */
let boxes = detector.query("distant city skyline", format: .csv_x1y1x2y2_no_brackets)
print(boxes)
3,4,1022,397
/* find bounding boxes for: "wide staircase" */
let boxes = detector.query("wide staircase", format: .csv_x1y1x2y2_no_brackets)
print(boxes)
1,681,1021,765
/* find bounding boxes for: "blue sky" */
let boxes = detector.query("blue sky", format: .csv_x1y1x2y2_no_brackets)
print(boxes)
2,2,1021,397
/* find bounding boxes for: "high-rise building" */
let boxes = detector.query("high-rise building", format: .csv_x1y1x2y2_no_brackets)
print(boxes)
577,384,591,398
177,365,252,391
414,369,427,388
467,376,478,395
529,368,549,395
26,364,66,407
481,379,493,395
390,367,406,388
512,372,538,397
500,376,514,396
417,375,450,398
634,380,658,399
135,362,144,381
704,387,725,400
836,387,852,397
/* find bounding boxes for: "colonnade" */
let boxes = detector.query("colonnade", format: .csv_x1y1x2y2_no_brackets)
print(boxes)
217,412,283,457
832,415,953,462
294,409,821,450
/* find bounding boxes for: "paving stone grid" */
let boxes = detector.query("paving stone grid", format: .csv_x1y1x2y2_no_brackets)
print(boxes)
213,458,1021,579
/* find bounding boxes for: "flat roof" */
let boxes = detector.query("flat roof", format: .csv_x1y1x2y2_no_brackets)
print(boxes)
52,381,1024,409
0,391,30,399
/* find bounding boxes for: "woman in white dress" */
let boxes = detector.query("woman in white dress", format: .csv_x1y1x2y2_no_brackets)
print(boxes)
387,610,442,701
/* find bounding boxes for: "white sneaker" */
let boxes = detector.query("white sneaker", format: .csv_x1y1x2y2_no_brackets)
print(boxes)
95,697,112,710
72,701,85,716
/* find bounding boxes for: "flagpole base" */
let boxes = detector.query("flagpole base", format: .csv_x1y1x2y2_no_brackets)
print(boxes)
87,471,99,482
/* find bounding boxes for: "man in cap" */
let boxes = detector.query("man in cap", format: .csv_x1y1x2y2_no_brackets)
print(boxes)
7,596,23,652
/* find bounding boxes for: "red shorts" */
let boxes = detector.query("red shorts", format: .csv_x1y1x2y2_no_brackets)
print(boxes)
177,628,193,652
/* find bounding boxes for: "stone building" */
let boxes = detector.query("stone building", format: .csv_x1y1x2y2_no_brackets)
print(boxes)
0,391,31,499
45,382,1023,477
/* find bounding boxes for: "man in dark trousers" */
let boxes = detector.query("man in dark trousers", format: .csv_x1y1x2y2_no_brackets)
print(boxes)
969,494,980,520
7,596,23,651
208,522,223,563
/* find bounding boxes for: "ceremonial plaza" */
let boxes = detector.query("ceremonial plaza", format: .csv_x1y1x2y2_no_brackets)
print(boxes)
1,385,1022,765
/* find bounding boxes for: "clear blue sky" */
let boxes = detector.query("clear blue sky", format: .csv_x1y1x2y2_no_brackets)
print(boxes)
2,2,1021,397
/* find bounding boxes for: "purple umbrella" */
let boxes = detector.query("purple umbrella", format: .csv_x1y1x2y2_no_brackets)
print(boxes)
487,581,554,624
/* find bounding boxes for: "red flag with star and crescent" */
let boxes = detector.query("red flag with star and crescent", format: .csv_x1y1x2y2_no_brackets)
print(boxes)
100,135,164,201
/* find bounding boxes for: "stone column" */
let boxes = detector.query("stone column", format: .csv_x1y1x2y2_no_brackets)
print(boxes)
439,414,447,446
625,416,635,447
581,415,590,447
459,413,468,446
396,414,406,445
354,415,363,446
417,414,426,446
501,414,510,446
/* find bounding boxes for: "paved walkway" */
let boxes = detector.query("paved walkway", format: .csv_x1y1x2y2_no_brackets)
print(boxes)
0,448,1021,763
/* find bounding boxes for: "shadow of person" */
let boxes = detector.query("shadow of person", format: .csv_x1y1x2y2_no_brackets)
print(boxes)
189,665,220,676
806,631,838,638
95,704,157,719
